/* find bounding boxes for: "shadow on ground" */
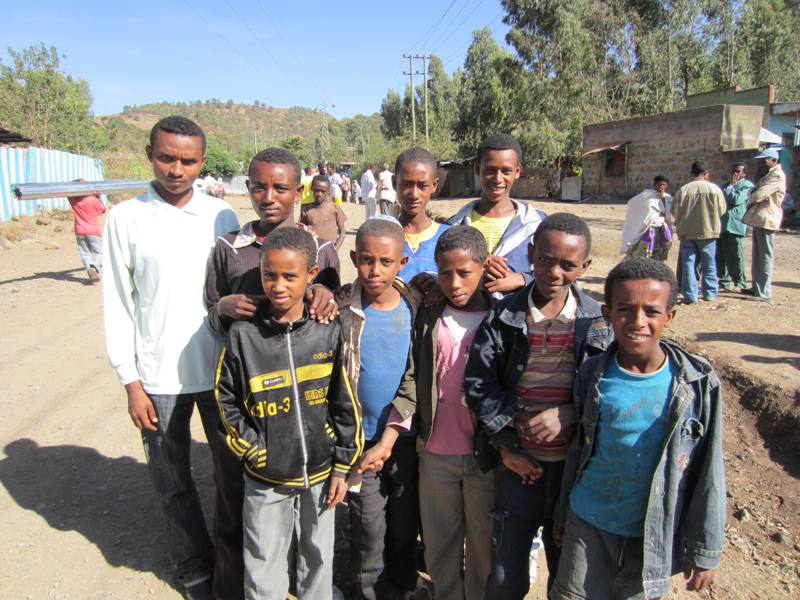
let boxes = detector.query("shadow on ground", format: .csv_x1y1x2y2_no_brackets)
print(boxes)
0,268,90,286
694,332,800,369
0,438,216,593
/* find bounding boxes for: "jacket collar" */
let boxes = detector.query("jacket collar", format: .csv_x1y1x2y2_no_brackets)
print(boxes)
497,282,601,330
593,338,712,385
339,276,422,319
256,305,310,332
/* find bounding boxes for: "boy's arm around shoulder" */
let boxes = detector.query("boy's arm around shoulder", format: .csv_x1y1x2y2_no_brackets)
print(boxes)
215,328,262,464
682,366,726,571
204,238,233,335
328,323,364,478
464,304,517,437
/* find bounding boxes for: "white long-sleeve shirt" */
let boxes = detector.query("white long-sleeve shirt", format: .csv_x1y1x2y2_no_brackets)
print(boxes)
102,184,240,394
360,170,376,201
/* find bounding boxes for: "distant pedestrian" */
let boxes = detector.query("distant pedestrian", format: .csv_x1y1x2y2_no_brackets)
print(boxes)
718,163,753,291
361,163,379,219
743,147,786,301
326,163,344,205
377,163,397,216
670,161,727,303
351,177,362,204
620,175,672,261
68,179,106,283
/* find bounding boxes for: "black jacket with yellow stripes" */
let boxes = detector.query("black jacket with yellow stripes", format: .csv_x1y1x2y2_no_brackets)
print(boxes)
215,308,363,489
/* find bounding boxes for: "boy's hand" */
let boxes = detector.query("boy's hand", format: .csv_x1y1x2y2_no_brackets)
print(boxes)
357,442,392,473
307,285,338,323
485,273,525,294
217,294,264,320
552,522,565,547
683,563,715,592
326,475,348,509
484,255,510,281
125,381,158,431
500,448,543,485
410,272,445,306
515,404,577,443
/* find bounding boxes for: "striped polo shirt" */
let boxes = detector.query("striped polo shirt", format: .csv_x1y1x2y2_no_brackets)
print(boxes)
513,288,577,462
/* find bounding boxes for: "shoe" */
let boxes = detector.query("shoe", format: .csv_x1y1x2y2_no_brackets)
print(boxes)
739,288,755,296
88,266,101,282
182,577,214,600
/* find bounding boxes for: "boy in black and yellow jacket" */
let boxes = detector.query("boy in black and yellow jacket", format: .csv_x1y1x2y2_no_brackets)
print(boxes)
215,228,363,600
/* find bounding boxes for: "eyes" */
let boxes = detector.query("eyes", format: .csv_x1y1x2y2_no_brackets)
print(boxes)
534,255,579,272
262,272,299,282
250,184,290,194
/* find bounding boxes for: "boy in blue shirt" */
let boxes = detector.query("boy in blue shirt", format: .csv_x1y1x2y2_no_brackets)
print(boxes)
552,257,725,600
337,217,423,599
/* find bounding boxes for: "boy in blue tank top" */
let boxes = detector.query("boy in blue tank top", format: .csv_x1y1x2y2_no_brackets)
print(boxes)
337,216,423,599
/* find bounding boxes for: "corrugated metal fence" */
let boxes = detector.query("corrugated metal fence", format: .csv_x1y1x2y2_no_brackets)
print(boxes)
0,146,106,221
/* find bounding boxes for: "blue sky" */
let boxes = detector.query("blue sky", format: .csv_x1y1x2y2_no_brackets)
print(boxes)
4,0,512,119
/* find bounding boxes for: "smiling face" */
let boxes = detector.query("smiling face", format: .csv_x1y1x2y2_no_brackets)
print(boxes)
261,248,317,322
437,247,485,310
603,278,676,372
396,161,439,219
146,130,206,204
476,148,521,205
312,179,331,205
350,235,407,303
530,229,590,305
247,161,301,229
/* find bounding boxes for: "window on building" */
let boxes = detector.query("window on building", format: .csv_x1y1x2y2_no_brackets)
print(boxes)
603,147,626,177
782,132,793,148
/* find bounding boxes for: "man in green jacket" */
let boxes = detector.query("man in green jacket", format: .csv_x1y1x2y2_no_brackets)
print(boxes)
671,161,727,303
718,163,753,291
743,148,786,301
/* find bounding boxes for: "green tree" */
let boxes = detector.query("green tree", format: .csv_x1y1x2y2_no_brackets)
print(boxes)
279,135,313,166
0,44,107,154
202,142,239,177
380,89,406,139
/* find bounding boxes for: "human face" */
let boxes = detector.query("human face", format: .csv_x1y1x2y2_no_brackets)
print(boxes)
312,180,331,204
654,180,668,195
602,279,676,372
349,235,407,302
247,162,301,227
146,130,206,203
396,161,439,219
437,248,485,310
530,230,590,303
477,148,521,205
261,248,317,322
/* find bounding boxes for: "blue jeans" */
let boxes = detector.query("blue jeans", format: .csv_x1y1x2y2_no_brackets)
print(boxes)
679,239,718,301
76,234,102,272
486,462,564,600
550,508,645,600
142,391,219,586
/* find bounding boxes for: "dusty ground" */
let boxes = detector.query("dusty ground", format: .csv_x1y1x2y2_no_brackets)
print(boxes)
0,195,797,599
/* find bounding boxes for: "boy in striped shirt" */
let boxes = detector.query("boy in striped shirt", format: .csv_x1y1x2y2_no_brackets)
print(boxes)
465,213,613,599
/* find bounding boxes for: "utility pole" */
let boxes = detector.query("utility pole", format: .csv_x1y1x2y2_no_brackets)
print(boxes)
403,53,417,144
420,54,430,149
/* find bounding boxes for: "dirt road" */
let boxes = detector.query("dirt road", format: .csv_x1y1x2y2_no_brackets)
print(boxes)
0,196,797,599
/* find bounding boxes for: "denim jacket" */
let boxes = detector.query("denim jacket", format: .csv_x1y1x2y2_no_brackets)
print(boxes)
464,282,613,437
555,339,726,599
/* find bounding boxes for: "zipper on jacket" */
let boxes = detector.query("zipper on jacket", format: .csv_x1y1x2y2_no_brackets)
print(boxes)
286,323,310,488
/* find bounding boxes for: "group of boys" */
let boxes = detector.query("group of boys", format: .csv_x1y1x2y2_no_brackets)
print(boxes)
103,116,726,600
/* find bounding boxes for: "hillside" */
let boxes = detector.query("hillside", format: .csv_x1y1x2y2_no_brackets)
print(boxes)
97,100,389,178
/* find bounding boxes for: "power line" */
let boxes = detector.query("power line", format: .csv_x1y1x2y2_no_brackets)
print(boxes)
253,0,309,74
221,0,289,78
412,0,458,50
440,12,504,64
427,0,481,52
180,0,258,72
430,0,488,55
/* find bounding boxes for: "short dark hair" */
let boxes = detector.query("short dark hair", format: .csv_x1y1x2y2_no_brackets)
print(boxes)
394,146,437,176
249,148,301,185
355,217,404,249
654,175,668,185
150,116,206,153
477,133,522,164
261,227,317,269
731,163,745,174
304,166,314,175
691,161,708,177
604,257,678,310
532,212,592,256
435,225,487,265
311,174,330,187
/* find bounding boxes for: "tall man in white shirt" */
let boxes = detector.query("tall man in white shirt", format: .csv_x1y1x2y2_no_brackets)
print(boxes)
361,163,378,219
103,116,239,599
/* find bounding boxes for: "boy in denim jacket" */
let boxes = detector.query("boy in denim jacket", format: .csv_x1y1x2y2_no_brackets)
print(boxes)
551,257,725,600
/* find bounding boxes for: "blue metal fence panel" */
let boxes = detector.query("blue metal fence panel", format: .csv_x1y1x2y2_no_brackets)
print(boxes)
0,146,106,221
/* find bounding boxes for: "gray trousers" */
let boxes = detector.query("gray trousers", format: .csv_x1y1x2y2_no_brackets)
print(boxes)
751,227,775,299
365,197,377,220
418,449,494,600
243,477,334,600
76,234,102,272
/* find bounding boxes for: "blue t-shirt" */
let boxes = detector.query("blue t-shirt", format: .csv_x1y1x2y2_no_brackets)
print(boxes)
570,354,674,536
398,223,450,282
357,297,414,441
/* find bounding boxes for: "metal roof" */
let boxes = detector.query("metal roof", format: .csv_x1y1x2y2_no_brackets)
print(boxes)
0,128,32,144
